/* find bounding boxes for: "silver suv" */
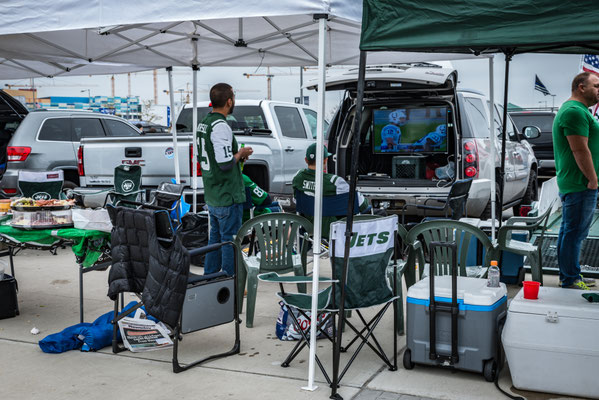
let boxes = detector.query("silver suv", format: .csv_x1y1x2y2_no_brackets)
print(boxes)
0,105,142,197
321,64,538,218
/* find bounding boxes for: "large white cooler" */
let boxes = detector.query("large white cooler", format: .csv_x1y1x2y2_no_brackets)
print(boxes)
502,286,599,399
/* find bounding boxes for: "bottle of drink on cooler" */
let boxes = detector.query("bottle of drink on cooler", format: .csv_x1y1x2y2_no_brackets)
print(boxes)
487,260,500,287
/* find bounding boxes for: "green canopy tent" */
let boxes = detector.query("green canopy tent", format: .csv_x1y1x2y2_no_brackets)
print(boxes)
331,3,599,396
343,0,599,230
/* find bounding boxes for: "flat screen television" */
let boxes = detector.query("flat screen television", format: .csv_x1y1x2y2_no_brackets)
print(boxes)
372,106,449,154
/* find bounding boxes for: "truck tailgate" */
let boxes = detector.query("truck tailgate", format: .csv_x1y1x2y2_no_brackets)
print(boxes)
81,135,193,188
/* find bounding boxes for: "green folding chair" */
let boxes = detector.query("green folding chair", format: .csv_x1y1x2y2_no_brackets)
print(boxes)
17,170,64,200
259,215,399,396
103,165,144,207
404,219,500,288
234,213,313,328
497,203,554,284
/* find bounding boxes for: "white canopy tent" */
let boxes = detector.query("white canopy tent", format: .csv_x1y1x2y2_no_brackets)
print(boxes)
0,1,482,393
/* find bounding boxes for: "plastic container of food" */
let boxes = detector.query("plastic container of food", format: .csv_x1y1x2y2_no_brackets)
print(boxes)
10,207,73,229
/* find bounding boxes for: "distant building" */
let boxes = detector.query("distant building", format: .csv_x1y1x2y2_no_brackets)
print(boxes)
36,95,142,120
3,88,37,108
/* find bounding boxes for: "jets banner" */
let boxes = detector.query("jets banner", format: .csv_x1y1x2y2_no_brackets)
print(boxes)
329,215,398,258
328,215,398,309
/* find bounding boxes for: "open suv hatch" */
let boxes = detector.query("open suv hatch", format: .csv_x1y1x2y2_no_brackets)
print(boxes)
313,63,538,219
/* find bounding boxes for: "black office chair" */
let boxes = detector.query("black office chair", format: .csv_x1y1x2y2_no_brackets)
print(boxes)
401,178,473,224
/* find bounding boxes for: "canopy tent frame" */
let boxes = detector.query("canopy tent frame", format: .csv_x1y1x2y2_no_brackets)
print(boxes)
0,2,484,394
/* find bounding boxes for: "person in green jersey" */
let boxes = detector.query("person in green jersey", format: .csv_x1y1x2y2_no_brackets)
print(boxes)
198,83,253,276
242,173,281,222
553,72,599,290
292,143,370,238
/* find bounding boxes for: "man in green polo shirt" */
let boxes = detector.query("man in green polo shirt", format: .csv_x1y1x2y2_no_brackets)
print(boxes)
292,143,370,238
198,83,253,276
553,72,599,290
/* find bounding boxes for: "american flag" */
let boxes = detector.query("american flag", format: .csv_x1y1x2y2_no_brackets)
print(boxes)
534,75,551,96
582,54,599,75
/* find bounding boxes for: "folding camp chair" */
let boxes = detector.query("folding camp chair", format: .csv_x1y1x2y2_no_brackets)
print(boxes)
401,178,473,224
294,189,369,244
234,213,312,328
107,206,240,372
17,170,64,200
120,181,185,226
259,215,399,397
103,165,144,207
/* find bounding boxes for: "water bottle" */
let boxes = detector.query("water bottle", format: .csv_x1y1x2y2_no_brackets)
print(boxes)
487,260,500,288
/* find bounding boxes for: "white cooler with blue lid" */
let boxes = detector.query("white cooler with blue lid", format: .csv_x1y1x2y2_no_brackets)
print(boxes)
405,276,507,379
502,286,599,399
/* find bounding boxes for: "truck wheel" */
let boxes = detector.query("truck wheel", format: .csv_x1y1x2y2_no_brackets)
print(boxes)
62,180,77,197
403,348,415,370
483,359,497,382
513,170,538,216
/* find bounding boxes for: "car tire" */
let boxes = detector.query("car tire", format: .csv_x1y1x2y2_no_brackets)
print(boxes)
513,170,538,216
62,180,78,198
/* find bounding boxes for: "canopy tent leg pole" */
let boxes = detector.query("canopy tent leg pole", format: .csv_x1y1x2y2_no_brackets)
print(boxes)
304,14,327,393
167,66,181,183
192,65,199,212
488,55,497,241
498,51,514,226
330,50,368,400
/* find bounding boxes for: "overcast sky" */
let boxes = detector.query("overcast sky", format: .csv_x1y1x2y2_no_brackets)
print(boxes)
0,53,582,121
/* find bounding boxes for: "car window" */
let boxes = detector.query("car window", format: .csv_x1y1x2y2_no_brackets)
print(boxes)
176,106,269,133
72,118,105,140
462,97,489,138
493,105,518,141
302,109,329,139
104,119,141,137
38,118,72,141
274,106,307,139
510,114,554,132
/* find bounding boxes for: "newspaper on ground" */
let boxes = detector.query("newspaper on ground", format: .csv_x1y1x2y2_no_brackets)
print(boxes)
118,316,173,352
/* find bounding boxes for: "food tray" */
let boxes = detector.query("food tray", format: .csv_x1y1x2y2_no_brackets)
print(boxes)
10,209,73,230
11,205,72,212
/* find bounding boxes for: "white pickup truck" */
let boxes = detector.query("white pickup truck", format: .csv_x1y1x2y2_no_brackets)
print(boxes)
78,100,323,205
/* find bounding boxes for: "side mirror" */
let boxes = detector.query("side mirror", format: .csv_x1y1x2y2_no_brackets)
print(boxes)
522,126,541,139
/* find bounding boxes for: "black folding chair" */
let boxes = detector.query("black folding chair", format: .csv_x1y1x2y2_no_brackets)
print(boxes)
401,178,473,224
107,206,240,373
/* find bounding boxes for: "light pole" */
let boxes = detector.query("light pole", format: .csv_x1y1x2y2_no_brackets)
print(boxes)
551,94,556,110
81,89,91,108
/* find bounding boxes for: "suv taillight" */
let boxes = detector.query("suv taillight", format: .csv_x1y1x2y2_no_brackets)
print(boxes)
77,146,84,176
189,144,201,177
463,140,479,178
7,146,31,162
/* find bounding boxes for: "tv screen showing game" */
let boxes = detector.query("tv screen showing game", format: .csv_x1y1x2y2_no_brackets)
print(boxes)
372,106,449,154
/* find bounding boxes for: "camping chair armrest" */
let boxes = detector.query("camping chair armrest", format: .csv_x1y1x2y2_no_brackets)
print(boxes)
415,204,446,211
188,241,238,257
258,272,337,284
504,216,544,228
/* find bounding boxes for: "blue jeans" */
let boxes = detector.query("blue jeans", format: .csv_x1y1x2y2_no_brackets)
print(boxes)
204,203,243,276
557,189,598,286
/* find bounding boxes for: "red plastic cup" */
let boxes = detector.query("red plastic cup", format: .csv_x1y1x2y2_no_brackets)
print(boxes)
522,281,540,300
